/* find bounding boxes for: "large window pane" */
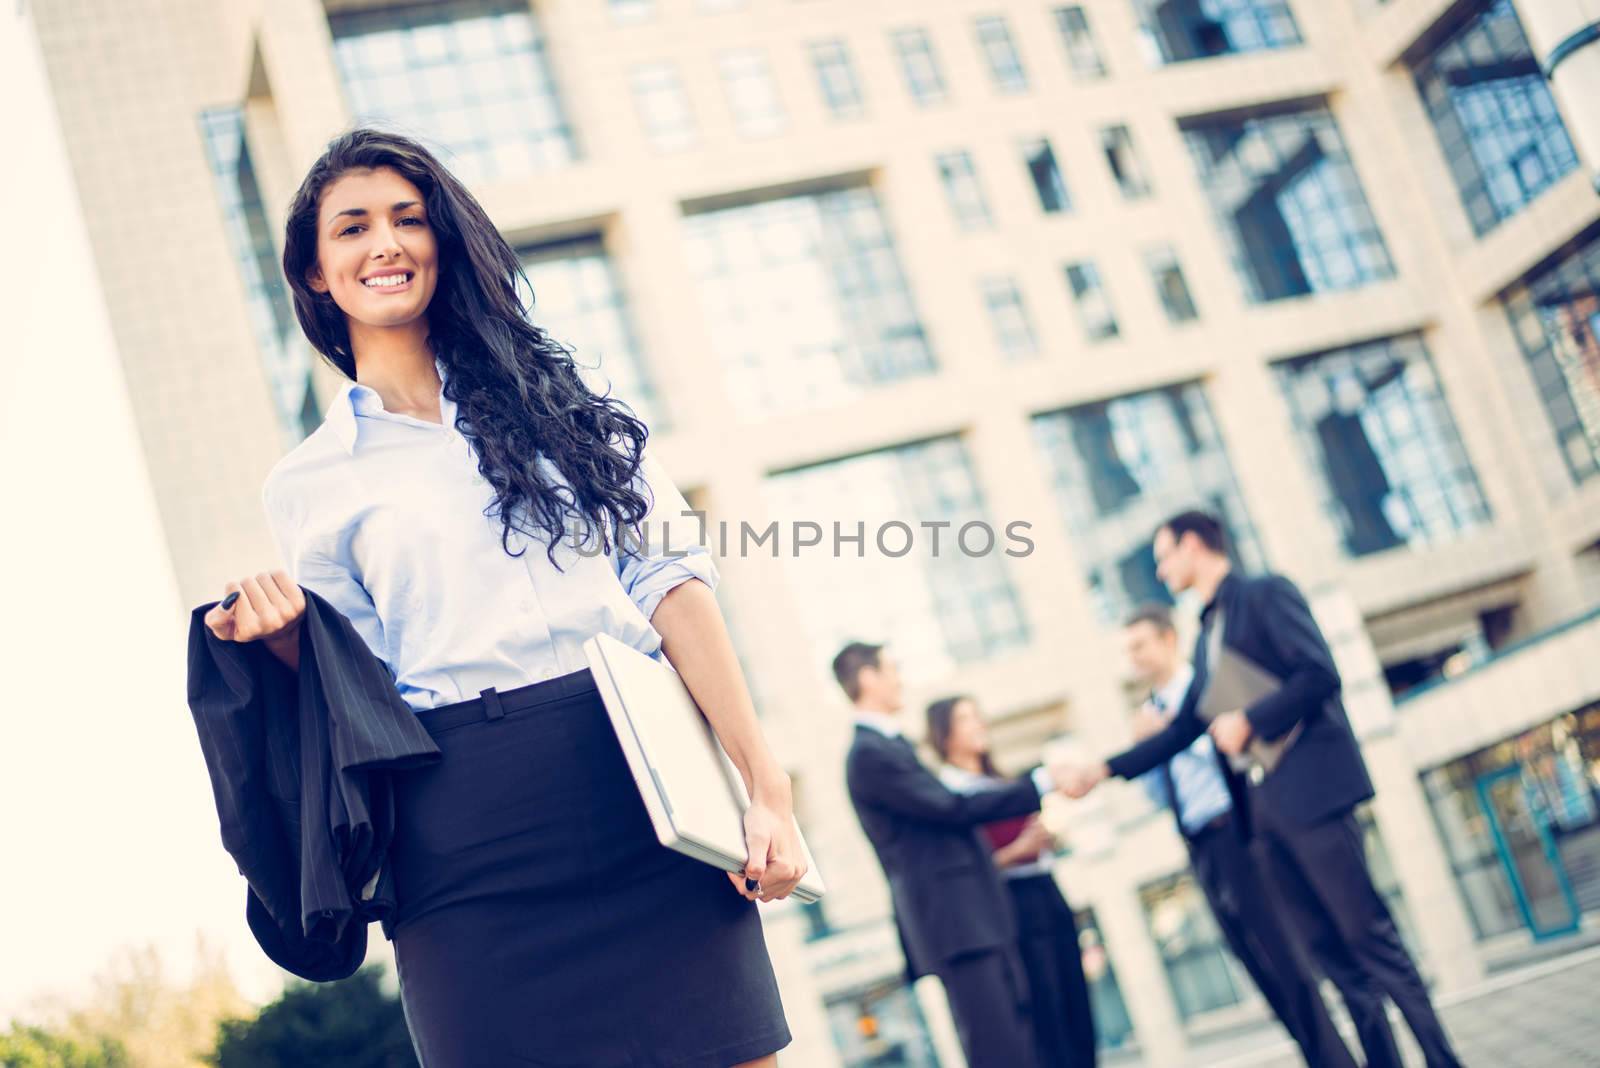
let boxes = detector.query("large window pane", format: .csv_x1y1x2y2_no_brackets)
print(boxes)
1184,104,1394,303
328,0,577,186
1421,703,1600,939
1101,125,1153,200
1501,224,1600,486
198,107,317,446
1412,0,1578,237
892,27,948,108
1139,871,1248,1020
763,437,1030,679
630,61,697,152
719,49,787,138
1032,384,1264,624
1023,137,1072,215
981,275,1039,360
516,238,663,430
937,150,994,230
681,186,935,417
975,14,1028,94
1053,6,1107,80
810,39,866,120
1275,334,1491,557
1065,261,1119,341
1133,0,1302,66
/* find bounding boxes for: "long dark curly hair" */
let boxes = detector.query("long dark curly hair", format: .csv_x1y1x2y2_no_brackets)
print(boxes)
281,127,652,568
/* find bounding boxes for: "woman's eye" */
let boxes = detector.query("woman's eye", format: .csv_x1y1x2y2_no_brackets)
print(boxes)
400,216,425,226
339,224,362,236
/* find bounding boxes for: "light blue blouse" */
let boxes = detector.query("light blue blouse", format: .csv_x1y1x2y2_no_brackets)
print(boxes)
261,355,719,712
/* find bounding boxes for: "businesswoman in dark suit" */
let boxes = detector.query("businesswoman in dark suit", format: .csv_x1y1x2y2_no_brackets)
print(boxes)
202,128,800,1067
929,696,1098,1068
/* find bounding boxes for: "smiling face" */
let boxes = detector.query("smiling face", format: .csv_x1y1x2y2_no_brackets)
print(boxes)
306,165,440,334
1124,619,1179,687
945,699,990,762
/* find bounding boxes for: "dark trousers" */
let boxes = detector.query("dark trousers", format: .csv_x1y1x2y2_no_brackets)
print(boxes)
1255,803,1463,1068
1188,816,1358,1068
1006,872,1098,1067
935,946,1038,1068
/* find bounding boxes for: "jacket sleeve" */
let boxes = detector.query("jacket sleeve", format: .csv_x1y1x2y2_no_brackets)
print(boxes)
262,475,393,680
613,450,720,622
1243,575,1341,741
847,742,1042,828
1107,690,1208,780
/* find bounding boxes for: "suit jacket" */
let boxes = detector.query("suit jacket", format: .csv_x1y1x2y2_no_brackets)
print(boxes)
845,725,1043,980
186,587,441,981
1107,571,1375,832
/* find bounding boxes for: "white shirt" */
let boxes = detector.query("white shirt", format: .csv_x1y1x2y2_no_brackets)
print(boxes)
261,354,719,712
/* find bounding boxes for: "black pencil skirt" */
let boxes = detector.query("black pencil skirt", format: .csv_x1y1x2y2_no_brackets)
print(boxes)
384,668,791,1068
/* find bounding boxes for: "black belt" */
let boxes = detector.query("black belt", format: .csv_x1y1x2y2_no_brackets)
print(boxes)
415,668,597,733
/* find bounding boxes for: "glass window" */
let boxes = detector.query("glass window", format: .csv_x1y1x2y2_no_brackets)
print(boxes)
328,0,576,187
1145,244,1199,323
1022,137,1071,214
1101,125,1153,199
630,61,697,152
981,275,1039,360
763,436,1031,679
1139,871,1248,1020
681,186,935,417
1412,0,1578,236
810,39,865,120
1053,6,1107,80
1032,383,1265,624
1065,262,1119,341
891,27,948,108
1075,909,1136,1051
1420,704,1600,940
609,0,655,23
1183,103,1395,303
516,237,663,430
1501,225,1600,485
936,150,995,230
719,49,787,138
1133,0,1302,66
825,975,941,1067
1274,334,1491,557
198,107,316,446
975,14,1029,94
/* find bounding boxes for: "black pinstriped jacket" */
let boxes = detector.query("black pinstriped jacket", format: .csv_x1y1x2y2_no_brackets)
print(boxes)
186,587,441,981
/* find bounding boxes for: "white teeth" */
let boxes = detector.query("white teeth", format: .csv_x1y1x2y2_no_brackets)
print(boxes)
363,273,411,288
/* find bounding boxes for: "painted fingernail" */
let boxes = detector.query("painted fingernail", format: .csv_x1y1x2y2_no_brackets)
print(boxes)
221,591,240,610
745,878,758,891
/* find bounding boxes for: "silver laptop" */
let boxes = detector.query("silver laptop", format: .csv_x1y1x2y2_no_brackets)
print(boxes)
583,633,826,904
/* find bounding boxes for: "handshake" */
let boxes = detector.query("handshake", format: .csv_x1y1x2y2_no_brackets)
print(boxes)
1040,707,1256,801
1044,758,1110,801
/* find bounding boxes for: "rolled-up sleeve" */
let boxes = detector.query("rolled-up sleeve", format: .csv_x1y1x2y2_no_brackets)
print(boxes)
614,451,721,622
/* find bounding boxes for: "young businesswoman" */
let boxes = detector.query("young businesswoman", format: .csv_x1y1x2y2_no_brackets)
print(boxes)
929,697,1099,1068
202,128,801,1067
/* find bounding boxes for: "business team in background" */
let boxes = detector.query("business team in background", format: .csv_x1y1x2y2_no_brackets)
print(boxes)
837,508,1465,1068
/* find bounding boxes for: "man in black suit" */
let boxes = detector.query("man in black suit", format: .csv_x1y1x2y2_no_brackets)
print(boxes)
835,641,1067,1068
1124,604,1356,1068
1066,512,1463,1068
